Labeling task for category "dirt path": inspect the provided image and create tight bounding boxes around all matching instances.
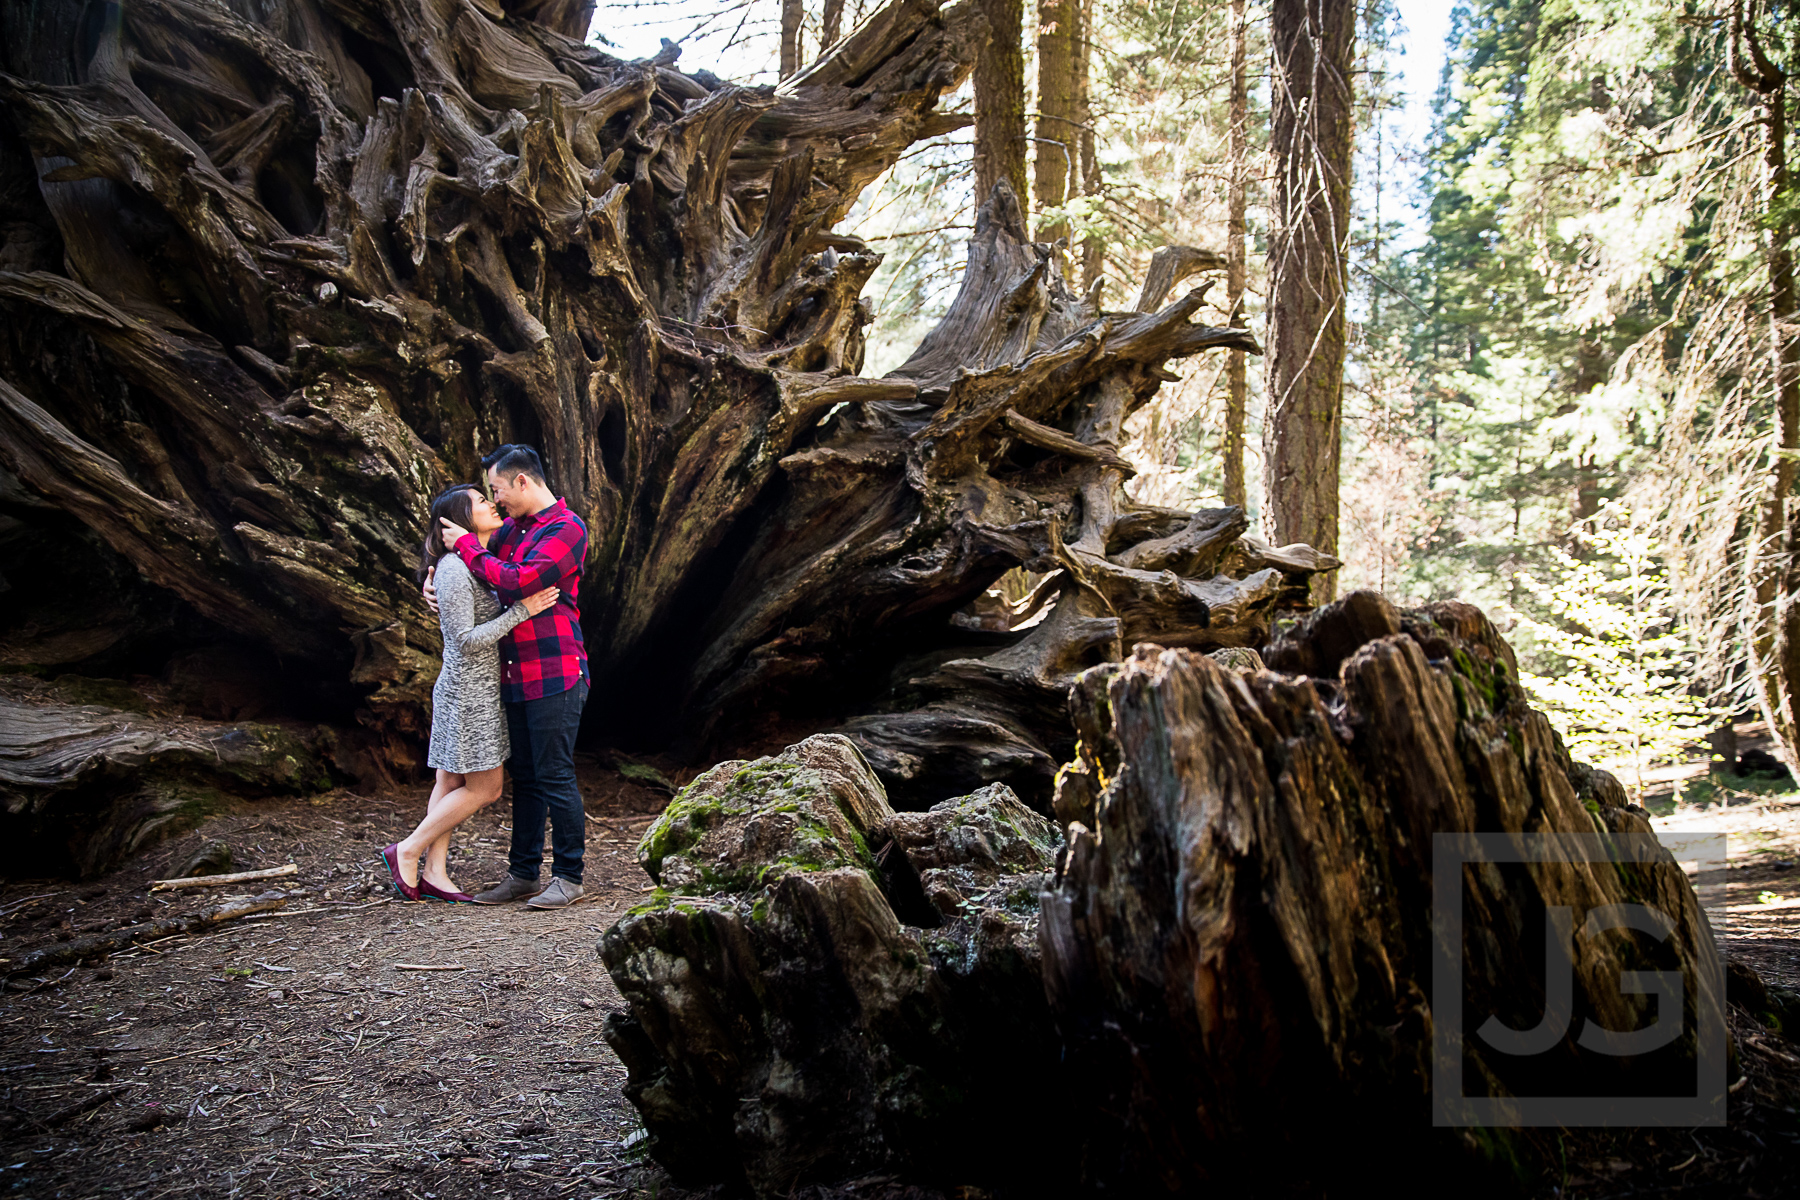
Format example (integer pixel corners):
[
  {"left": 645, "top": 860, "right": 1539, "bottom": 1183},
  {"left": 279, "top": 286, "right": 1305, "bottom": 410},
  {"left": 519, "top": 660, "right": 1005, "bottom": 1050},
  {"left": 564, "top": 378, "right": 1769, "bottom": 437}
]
[{"left": 0, "top": 765, "right": 675, "bottom": 1199}]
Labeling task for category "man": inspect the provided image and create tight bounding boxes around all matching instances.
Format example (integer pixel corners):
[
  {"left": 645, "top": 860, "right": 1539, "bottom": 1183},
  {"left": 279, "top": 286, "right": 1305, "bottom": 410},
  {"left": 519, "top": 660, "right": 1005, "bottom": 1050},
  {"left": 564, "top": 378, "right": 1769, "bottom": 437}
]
[{"left": 426, "top": 444, "right": 589, "bottom": 908}]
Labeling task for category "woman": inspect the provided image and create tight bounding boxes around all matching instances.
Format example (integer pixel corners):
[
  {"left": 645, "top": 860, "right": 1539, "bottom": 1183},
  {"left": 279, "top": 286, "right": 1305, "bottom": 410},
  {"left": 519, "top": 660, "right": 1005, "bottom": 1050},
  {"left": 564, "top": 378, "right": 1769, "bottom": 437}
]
[{"left": 381, "top": 484, "right": 558, "bottom": 902}]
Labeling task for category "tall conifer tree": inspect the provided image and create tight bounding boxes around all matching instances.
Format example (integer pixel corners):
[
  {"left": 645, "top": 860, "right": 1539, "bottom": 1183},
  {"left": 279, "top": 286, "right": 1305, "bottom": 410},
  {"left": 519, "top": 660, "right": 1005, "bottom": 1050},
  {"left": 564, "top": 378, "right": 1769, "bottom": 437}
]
[{"left": 1265, "top": 0, "right": 1354, "bottom": 599}]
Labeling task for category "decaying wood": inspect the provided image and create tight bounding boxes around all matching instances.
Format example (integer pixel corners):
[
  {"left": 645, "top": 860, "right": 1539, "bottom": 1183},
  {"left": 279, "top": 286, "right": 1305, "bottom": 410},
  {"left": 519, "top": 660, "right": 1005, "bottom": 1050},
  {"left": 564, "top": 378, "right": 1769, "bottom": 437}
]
[
  {"left": 1133, "top": 244, "right": 1226, "bottom": 313},
  {"left": 0, "top": 0, "right": 1333, "bottom": 810},
  {"left": 602, "top": 734, "right": 1067, "bottom": 1195},
  {"left": 603, "top": 596, "right": 1731, "bottom": 1193},
  {"left": 6, "top": 890, "right": 292, "bottom": 980},
  {"left": 1043, "top": 593, "right": 1726, "bottom": 1190},
  {"left": 0, "top": 685, "right": 334, "bottom": 878},
  {"left": 150, "top": 863, "right": 299, "bottom": 891}
]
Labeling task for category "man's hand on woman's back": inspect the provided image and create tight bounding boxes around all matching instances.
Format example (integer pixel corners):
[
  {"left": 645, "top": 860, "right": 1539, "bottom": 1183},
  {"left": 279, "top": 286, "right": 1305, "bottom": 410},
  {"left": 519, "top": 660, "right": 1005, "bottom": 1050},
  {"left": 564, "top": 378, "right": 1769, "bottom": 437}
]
[{"left": 422, "top": 565, "right": 439, "bottom": 615}]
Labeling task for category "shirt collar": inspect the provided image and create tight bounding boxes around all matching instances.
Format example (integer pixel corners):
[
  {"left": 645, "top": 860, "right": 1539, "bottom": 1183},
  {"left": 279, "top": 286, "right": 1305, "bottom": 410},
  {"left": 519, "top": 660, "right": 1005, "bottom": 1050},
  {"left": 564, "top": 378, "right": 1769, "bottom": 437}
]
[{"left": 514, "top": 497, "right": 568, "bottom": 529}]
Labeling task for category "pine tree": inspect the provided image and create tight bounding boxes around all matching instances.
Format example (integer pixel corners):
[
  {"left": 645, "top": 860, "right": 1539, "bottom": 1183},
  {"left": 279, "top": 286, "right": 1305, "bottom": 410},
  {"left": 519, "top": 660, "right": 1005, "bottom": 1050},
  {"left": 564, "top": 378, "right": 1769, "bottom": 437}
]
[{"left": 1265, "top": 0, "right": 1356, "bottom": 599}]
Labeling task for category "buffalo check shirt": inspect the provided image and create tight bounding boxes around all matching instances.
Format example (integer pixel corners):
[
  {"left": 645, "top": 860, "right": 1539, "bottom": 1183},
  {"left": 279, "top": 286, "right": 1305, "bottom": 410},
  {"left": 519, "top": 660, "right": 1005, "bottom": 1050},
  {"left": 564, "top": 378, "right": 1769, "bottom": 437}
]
[{"left": 454, "top": 497, "right": 588, "bottom": 703}]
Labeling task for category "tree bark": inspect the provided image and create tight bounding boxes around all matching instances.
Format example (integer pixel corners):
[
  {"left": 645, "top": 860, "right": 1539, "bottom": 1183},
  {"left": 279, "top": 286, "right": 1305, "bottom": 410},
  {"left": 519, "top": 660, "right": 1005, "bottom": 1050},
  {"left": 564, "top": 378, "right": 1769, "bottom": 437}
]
[
  {"left": 1730, "top": 0, "right": 1800, "bottom": 774},
  {"left": 781, "top": 0, "right": 805, "bottom": 79},
  {"left": 0, "top": 677, "right": 334, "bottom": 878},
  {"left": 602, "top": 734, "right": 1068, "bottom": 1194},
  {"left": 599, "top": 594, "right": 1729, "bottom": 1194},
  {"left": 1044, "top": 594, "right": 1727, "bottom": 1189},
  {"left": 1075, "top": 0, "right": 1101, "bottom": 294},
  {"left": 973, "top": 0, "right": 1028, "bottom": 206},
  {"left": 1264, "top": 0, "right": 1354, "bottom": 601},
  {"left": 0, "top": 0, "right": 1329, "bottom": 812},
  {"left": 1032, "top": 0, "right": 1077, "bottom": 254},
  {"left": 823, "top": 0, "right": 847, "bottom": 48},
  {"left": 1224, "top": 0, "right": 1249, "bottom": 509}
]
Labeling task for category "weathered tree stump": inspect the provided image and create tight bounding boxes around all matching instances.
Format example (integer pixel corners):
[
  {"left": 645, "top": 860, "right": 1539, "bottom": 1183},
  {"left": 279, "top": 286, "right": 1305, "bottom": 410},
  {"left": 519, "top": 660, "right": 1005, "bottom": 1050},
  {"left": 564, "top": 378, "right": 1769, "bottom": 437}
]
[
  {"left": 600, "top": 733, "right": 1067, "bottom": 1194},
  {"left": 1042, "top": 593, "right": 1726, "bottom": 1191},
  {"left": 602, "top": 596, "right": 1728, "bottom": 1195}
]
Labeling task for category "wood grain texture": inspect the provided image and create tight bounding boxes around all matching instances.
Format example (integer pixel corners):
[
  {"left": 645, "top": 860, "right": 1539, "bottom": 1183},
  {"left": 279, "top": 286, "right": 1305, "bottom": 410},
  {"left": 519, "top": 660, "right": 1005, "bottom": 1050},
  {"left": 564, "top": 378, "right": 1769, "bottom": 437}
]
[{"left": 1043, "top": 592, "right": 1725, "bottom": 1190}]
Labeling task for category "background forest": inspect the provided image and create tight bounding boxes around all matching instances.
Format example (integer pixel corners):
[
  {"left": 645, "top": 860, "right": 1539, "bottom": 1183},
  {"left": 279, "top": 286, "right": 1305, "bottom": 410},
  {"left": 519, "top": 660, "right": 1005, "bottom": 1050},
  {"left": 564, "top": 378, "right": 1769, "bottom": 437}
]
[{"left": 592, "top": 0, "right": 1799, "bottom": 795}]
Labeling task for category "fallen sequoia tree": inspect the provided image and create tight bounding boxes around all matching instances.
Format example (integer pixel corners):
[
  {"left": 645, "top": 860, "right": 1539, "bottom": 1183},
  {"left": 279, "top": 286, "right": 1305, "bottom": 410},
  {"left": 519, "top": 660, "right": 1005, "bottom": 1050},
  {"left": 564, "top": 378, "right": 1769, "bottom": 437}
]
[
  {"left": 0, "top": 674, "right": 335, "bottom": 877},
  {"left": 0, "top": 0, "right": 1333, "bottom": 858},
  {"left": 600, "top": 593, "right": 1727, "bottom": 1195}
]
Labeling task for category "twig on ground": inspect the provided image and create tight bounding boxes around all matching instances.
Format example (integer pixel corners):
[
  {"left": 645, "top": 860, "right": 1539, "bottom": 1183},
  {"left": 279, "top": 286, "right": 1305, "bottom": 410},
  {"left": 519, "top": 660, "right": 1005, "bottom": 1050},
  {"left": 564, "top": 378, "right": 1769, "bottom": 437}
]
[
  {"left": 0, "top": 891, "right": 63, "bottom": 917},
  {"left": 151, "top": 864, "right": 299, "bottom": 891},
  {"left": 13, "top": 967, "right": 78, "bottom": 995},
  {"left": 6, "top": 892, "right": 293, "bottom": 979},
  {"left": 46, "top": 1085, "right": 128, "bottom": 1125}
]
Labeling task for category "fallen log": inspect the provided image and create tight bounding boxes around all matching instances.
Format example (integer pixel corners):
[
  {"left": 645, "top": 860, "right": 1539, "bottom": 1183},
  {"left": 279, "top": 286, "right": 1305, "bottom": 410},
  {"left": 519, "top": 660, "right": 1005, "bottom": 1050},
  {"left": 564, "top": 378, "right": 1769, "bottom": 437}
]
[
  {"left": 0, "top": 681, "right": 336, "bottom": 878},
  {"left": 0, "top": 0, "right": 1330, "bottom": 813},
  {"left": 150, "top": 863, "right": 299, "bottom": 892},
  {"left": 5, "top": 890, "right": 292, "bottom": 980}
]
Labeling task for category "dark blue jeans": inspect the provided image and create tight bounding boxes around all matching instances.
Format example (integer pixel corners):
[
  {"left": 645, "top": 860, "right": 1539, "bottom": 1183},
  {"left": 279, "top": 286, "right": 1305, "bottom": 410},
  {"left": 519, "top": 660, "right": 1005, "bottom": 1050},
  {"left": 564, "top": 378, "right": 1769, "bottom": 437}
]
[{"left": 504, "top": 679, "right": 588, "bottom": 884}]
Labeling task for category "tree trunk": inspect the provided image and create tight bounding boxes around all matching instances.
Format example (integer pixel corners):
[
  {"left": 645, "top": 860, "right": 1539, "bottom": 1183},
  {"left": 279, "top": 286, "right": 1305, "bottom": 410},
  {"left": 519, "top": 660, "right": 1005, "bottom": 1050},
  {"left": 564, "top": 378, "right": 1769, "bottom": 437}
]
[
  {"left": 1264, "top": 0, "right": 1353, "bottom": 600},
  {"left": 0, "top": 0, "right": 1328, "bottom": 816},
  {"left": 1075, "top": 0, "right": 1101, "bottom": 294},
  {"left": 781, "top": 0, "right": 805, "bottom": 79},
  {"left": 1033, "top": 0, "right": 1077, "bottom": 254},
  {"left": 1730, "top": 2, "right": 1800, "bottom": 774},
  {"left": 973, "top": 0, "right": 1029, "bottom": 206},
  {"left": 1223, "top": 0, "right": 1249, "bottom": 509},
  {"left": 823, "top": 0, "right": 847, "bottom": 48},
  {"left": 0, "top": 676, "right": 334, "bottom": 879}
]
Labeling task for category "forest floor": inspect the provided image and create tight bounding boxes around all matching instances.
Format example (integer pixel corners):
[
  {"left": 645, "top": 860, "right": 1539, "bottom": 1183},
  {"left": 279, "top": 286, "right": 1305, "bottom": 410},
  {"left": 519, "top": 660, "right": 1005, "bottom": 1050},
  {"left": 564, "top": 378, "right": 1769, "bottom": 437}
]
[{"left": 1, "top": 749, "right": 1797, "bottom": 1200}]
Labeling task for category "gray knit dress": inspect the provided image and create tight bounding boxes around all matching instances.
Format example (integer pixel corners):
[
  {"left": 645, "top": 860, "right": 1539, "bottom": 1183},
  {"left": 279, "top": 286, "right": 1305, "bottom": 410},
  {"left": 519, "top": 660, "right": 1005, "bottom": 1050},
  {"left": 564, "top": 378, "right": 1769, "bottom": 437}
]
[{"left": 427, "top": 554, "right": 530, "bottom": 774}]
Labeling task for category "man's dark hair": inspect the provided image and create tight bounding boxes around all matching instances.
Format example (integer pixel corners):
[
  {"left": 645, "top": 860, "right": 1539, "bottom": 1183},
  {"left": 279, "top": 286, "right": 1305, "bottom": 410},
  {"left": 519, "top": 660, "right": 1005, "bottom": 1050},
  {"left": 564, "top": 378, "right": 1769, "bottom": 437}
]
[{"left": 481, "top": 443, "right": 546, "bottom": 486}]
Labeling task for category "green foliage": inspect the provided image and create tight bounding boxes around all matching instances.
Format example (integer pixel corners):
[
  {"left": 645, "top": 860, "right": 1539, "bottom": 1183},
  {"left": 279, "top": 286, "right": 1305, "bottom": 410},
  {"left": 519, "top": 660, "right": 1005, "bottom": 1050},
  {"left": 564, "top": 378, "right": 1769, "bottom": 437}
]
[
  {"left": 1374, "top": 0, "right": 1789, "bottom": 717},
  {"left": 1504, "top": 503, "right": 1715, "bottom": 794}
]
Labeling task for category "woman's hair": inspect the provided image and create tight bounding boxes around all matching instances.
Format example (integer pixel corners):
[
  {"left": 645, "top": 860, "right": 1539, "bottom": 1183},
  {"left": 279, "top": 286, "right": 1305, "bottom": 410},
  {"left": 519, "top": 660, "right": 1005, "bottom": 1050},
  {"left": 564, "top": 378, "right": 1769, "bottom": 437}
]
[{"left": 417, "top": 484, "right": 481, "bottom": 583}]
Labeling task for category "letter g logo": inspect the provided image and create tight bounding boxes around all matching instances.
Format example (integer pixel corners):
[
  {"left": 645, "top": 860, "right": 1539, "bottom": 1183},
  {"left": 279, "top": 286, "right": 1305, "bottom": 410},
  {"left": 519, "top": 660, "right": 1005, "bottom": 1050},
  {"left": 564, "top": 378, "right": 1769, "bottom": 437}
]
[{"left": 1478, "top": 903, "right": 1683, "bottom": 1056}]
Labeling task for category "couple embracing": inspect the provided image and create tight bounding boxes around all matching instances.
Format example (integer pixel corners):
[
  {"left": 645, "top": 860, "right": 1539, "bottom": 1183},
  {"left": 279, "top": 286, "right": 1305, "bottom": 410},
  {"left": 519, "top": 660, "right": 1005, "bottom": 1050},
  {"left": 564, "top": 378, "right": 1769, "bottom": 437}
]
[{"left": 379, "top": 444, "right": 590, "bottom": 909}]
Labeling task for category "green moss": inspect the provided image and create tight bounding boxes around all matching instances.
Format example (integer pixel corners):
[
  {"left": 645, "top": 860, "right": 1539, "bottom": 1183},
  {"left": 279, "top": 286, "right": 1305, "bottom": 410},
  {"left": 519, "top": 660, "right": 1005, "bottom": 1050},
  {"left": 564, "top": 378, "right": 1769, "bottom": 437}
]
[
  {"left": 1003, "top": 886, "right": 1040, "bottom": 915},
  {"left": 626, "top": 887, "right": 676, "bottom": 917},
  {"left": 638, "top": 757, "right": 877, "bottom": 894},
  {"left": 618, "top": 761, "right": 676, "bottom": 791},
  {"left": 1449, "top": 647, "right": 1503, "bottom": 716}
]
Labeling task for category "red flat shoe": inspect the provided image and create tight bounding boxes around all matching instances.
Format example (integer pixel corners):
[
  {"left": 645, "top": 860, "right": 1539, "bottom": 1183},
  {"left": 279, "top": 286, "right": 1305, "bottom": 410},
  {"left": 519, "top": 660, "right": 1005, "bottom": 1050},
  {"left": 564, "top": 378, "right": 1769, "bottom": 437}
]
[
  {"left": 380, "top": 844, "right": 419, "bottom": 901},
  {"left": 418, "top": 878, "right": 474, "bottom": 904}
]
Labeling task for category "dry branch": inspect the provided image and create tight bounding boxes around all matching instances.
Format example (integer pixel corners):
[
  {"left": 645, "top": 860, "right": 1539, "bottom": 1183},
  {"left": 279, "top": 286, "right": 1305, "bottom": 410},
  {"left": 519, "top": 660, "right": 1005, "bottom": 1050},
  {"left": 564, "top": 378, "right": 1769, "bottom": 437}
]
[
  {"left": 151, "top": 864, "right": 299, "bottom": 891},
  {"left": 5, "top": 891, "right": 292, "bottom": 980}
]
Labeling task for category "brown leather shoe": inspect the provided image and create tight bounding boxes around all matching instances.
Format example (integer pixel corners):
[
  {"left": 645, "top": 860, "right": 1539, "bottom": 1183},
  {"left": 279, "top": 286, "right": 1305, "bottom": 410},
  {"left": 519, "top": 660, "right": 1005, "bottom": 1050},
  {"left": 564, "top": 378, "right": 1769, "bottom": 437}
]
[{"left": 471, "top": 875, "right": 544, "bottom": 905}]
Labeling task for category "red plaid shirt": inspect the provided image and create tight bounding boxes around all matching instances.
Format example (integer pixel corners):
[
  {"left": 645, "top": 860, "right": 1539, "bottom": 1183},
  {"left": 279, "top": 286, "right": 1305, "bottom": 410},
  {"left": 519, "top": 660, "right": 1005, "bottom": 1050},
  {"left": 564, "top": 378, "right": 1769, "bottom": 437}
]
[{"left": 454, "top": 498, "right": 588, "bottom": 703}]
